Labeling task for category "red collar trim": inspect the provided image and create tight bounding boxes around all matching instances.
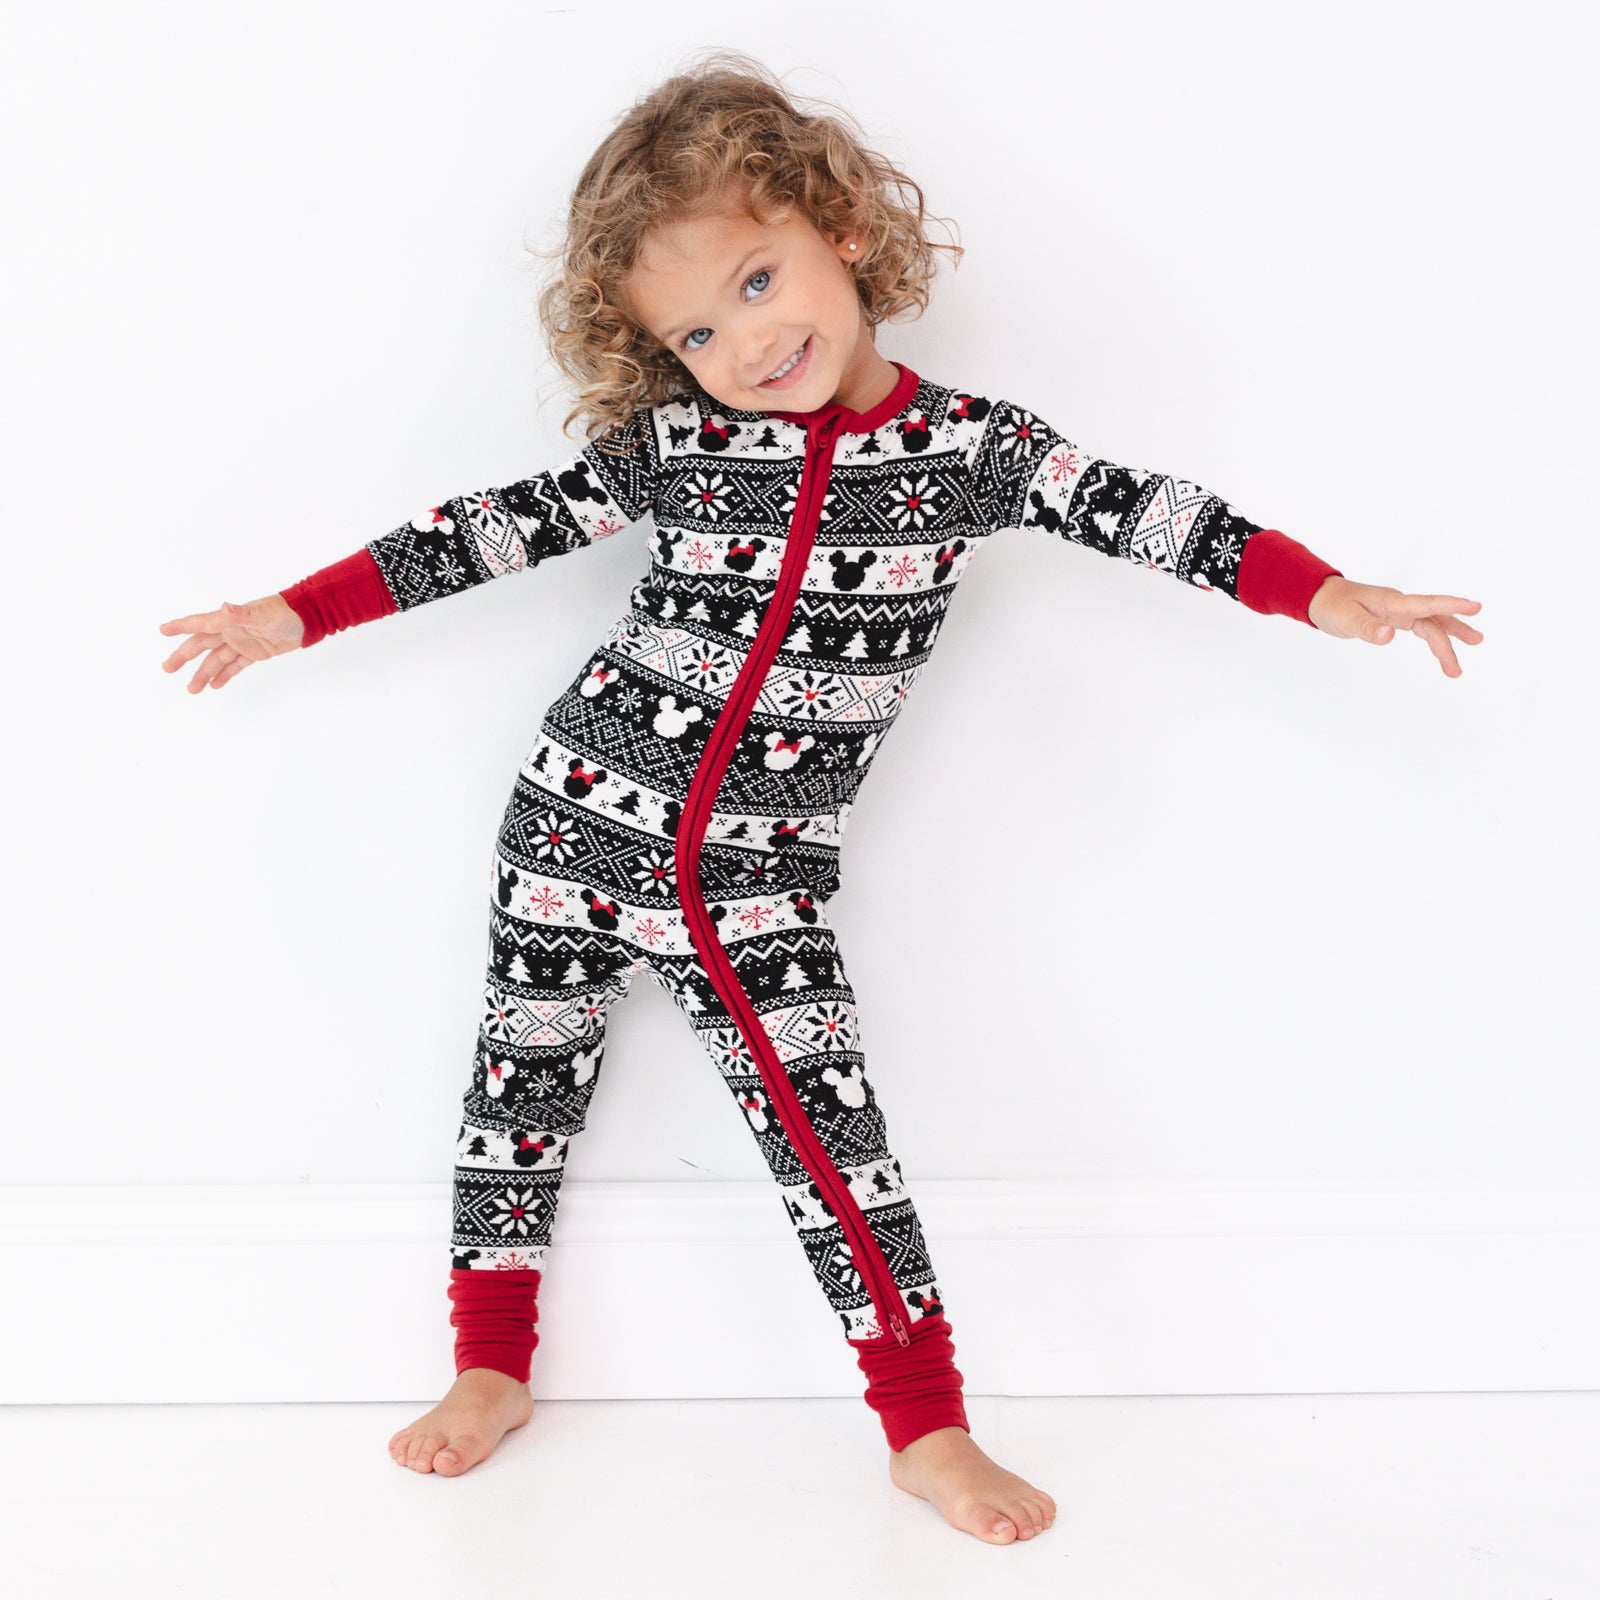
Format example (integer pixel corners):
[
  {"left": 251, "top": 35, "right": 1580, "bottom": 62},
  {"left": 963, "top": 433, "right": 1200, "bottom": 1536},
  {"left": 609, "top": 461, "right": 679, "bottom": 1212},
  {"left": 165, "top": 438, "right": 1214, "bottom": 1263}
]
[{"left": 762, "top": 359, "right": 920, "bottom": 435}]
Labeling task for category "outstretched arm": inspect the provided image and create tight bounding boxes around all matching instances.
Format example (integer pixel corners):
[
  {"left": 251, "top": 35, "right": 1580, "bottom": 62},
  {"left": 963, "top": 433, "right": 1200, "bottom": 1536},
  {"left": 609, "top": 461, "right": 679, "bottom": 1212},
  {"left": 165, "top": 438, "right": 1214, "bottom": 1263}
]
[{"left": 281, "top": 407, "right": 660, "bottom": 646}]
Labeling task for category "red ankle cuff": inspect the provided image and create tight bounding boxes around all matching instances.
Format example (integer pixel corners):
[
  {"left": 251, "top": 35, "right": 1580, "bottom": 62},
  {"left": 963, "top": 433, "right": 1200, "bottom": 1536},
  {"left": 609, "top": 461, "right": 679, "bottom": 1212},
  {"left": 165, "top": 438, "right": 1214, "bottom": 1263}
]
[
  {"left": 447, "top": 1267, "right": 541, "bottom": 1383},
  {"left": 850, "top": 1312, "right": 971, "bottom": 1451}
]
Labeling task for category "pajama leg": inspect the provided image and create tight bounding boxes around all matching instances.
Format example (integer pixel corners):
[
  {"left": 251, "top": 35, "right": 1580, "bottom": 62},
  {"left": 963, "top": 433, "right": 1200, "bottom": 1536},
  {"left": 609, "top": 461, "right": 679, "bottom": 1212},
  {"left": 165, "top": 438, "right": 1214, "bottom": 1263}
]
[
  {"left": 446, "top": 862, "right": 643, "bottom": 1380},
  {"left": 660, "top": 884, "right": 970, "bottom": 1449}
]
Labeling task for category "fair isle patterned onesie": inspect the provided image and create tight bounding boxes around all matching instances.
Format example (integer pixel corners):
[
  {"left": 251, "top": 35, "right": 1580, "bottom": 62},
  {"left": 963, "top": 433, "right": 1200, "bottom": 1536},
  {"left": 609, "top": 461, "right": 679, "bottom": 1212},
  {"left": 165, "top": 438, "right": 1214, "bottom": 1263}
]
[{"left": 279, "top": 360, "right": 1341, "bottom": 1450}]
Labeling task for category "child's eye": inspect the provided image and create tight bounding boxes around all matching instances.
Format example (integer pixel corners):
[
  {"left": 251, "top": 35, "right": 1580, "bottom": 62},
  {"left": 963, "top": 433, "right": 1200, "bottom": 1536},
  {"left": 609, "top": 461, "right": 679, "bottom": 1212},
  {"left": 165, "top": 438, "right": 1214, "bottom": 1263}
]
[{"left": 679, "top": 268, "right": 773, "bottom": 353}]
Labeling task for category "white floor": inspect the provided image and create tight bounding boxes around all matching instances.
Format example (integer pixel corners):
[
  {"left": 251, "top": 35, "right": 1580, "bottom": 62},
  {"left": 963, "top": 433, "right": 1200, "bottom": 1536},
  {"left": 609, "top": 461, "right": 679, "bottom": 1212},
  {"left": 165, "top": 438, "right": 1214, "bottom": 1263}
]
[{"left": 2, "top": 1392, "right": 1594, "bottom": 1597}]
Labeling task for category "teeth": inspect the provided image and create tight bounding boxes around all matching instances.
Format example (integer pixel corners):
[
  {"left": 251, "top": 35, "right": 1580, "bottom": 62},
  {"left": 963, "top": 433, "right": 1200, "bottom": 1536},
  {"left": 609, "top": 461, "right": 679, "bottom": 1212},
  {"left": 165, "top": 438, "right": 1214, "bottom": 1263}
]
[{"left": 764, "top": 339, "right": 807, "bottom": 382}]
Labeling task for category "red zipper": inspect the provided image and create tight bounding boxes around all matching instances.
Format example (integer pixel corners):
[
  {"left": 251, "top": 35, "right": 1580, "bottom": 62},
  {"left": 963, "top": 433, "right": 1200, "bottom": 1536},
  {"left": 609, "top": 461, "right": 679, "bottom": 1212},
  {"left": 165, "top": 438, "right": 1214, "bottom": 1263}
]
[{"left": 675, "top": 412, "right": 912, "bottom": 1349}]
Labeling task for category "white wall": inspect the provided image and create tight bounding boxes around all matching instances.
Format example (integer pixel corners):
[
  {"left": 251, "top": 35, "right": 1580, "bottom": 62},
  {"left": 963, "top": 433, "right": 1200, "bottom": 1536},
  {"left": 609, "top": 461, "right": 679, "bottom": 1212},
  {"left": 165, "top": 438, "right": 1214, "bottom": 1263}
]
[{"left": 4, "top": 1, "right": 1594, "bottom": 1400}]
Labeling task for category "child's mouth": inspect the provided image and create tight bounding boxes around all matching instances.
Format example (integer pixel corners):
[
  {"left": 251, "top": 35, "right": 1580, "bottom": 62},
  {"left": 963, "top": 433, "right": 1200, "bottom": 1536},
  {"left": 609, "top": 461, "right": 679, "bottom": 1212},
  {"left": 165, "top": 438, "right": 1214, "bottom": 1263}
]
[{"left": 758, "top": 334, "right": 813, "bottom": 391}]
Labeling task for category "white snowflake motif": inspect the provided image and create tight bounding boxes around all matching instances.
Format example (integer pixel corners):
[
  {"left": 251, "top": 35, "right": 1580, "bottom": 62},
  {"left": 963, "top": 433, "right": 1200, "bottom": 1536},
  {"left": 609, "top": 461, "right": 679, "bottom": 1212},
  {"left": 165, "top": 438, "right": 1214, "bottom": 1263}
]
[
  {"left": 527, "top": 1067, "right": 559, "bottom": 1097},
  {"left": 433, "top": 550, "right": 470, "bottom": 590},
  {"left": 531, "top": 813, "right": 581, "bottom": 866},
  {"left": 995, "top": 405, "right": 1047, "bottom": 473},
  {"left": 630, "top": 848, "right": 677, "bottom": 897},
  {"left": 686, "top": 470, "right": 733, "bottom": 522},
  {"left": 735, "top": 855, "right": 783, "bottom": 892},
  {"left": 889, "top": 475, "right": 939, "bottom": 534},
  {"left": 615, "top": 682, "right": 645, "bottom": 715},
  {"left": 831, "top": 1241, "right": 864, "bottom": 1295},
  {"left": 490, "top": 1186, "right": 543, "bottom": 1239}
]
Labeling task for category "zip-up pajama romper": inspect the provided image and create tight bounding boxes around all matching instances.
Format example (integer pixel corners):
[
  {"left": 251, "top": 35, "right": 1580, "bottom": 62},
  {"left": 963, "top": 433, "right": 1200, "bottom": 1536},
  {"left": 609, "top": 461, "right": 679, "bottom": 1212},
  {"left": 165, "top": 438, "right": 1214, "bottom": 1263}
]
[{"left": 281, "top": 359, "right": 1341, "bottom": 1450}]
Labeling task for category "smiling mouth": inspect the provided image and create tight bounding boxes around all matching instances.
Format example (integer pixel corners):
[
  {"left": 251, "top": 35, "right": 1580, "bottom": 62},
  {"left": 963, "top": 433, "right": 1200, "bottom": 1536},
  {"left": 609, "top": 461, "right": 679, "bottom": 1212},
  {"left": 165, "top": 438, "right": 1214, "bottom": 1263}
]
[{"left": 759, "top": 335, "right": 811, "bottom": 386}]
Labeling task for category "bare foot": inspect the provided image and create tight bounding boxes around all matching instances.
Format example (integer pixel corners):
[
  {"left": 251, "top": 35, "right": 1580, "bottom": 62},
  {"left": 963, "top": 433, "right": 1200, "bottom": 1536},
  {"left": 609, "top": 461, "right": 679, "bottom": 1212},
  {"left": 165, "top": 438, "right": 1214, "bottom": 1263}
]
[
  {"left": 388, "top": 1368, "right": 534, "bottom": 1476},
  {"left": 888, "top": 1426, "right": 1058, "bottom": 1544}
]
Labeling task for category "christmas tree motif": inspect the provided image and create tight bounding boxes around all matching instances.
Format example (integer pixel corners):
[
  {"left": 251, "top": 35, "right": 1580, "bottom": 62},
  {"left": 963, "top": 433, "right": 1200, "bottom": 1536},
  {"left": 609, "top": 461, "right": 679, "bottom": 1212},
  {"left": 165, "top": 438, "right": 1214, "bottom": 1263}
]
[
  {"left": 465, "top": 1133, "right": 489, "bottom": 1159},
  {"left": 785, "top": 620, "right": 813, "bottom": 653},
  {"left": 562, "top": 957, "right": 589, "bottom": 986},
  {"left": 660, "top": 594, "right": 679, "bottom": 621},
  {"left": 889, "top": 626, "right": 911, "bottom": 657},
  {"left": 614, "top": 787, "right": 643, "bottom": 816},
  {"left": 753, "top": 423, "right": 782, "bottom": 452},
  {"left": 734, "top": 607, "right": 759, "bottom": 640},
  {"left": 841, "top": 628, "right": 869, "bottom": 661},
  {"left": 781, "top": 960, "right": 810, "bottom": 992},
  {"left": 687, "top": 597, "right": 713, "bottom": 624},
  {"left": 506, "top": 951, "right": 533, "bottom": 986}
]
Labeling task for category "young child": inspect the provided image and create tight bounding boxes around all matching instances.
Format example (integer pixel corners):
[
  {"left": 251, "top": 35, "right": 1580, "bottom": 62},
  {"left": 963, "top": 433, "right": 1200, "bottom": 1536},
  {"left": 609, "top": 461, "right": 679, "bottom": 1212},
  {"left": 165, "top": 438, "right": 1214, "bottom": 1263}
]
[{"left": 158, "top": 52, "right": 1482, "bottom": 1544}]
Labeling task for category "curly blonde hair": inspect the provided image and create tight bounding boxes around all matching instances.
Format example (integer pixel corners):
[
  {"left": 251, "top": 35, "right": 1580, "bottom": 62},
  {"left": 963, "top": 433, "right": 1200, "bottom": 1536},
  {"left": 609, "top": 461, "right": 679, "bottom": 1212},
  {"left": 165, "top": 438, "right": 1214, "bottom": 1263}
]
[{"left": 527, "top": 48, "right": 963, "bottom": 446}]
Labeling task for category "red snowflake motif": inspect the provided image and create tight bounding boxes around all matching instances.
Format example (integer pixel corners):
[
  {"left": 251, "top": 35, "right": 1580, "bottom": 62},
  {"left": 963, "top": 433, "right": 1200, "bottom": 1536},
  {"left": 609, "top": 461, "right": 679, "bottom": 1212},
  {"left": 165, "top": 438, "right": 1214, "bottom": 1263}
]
[
  {"left": 528, "top": 884, "right": 564, "bottom": 918},
  {"left": 886, "top": 553, "right": 919, "bottom": 588},
  {"left": 591, "top": 515, "right": 625, "bottom": 540},
  {"left": 495, "top": 1250, "right": 538, "bottom": 1271},
  {"left": 1048, "top": 447, "right": 1082, "bottom": 483},
  {"left": 685, "top": 536, "right": 717, "bottom": 571},
  {"left": 736, "top": 901, "right": 775, "bottom": 932},
  {"left": 633, "top": 914, "right": 668, "bottom": 948}
]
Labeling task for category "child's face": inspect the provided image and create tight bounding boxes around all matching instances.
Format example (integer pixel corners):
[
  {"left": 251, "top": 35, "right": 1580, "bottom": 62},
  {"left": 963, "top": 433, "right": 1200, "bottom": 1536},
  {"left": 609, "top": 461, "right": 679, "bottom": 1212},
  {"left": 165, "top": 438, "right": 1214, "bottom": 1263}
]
[{"left": 625, "top": 201, "right": 869, "bottom": 414}]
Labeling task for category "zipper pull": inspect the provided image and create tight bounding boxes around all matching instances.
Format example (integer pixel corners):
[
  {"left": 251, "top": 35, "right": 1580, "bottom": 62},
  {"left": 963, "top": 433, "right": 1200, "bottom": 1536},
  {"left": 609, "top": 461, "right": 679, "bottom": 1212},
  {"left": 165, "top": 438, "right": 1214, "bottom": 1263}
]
[{"left": 889, "top": 1313, "right": 910, "bottom": 1348}]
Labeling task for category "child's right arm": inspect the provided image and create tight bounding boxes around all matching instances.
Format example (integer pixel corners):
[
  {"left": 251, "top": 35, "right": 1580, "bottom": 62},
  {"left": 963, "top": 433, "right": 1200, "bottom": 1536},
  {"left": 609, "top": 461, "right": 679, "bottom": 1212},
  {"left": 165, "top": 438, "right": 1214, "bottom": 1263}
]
[{"left": 159, "top": 409, "right": 659, "bottom": 693}]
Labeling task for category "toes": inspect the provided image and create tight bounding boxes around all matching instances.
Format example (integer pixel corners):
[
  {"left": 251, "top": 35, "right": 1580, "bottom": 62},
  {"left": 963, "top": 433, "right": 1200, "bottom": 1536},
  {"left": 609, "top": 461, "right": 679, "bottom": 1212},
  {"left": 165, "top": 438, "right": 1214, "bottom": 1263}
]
[
  {"left": 435, "top": 1430, "right": 489, "bottom": 1475},
  {"left": 407, "top": 1432, "right": 445, "bottom": 1472},
  {"left": 972, "top": 1504, "right": 1018, "bottom": 1542}
]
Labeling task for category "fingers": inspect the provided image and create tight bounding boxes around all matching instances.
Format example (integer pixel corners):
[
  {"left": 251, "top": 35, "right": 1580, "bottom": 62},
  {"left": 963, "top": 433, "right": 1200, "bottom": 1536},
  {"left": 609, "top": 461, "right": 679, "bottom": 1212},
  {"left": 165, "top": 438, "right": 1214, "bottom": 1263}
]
[
  {"left": 163, "top": 632, "right": 221, "bottom": 673},
  {"left": 187, "top": 643, "right": 239, "bottom": 694},
  {"left": 1390, "top": 594, "right": 1482, "bottom": 621},
  {"left": 1410, "top": 615, "right": 1462, "bottom": 678},
  {"left": 160, "top": 609, "right": 228, "bottom": 638}
]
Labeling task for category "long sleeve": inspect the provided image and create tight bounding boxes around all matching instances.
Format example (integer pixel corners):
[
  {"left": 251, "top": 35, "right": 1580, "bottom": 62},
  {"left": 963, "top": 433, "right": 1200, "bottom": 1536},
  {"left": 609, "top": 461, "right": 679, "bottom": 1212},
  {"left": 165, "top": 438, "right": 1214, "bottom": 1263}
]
[
  {"left": 963, "top": 398, "right": 1341, "bottom": 627},
  {"left": 280, "top": 406, "right": 660, "bottom": 647}
]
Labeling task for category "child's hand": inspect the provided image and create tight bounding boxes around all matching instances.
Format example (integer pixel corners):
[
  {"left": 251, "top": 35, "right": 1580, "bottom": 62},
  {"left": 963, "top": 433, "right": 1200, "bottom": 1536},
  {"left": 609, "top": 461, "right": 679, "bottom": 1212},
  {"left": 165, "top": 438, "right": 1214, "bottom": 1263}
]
[
  {"left": 158, "top": 594, "right": 306, "bottom": 693},
  {"left": 1306, "top": 577, "right": 1484, "bottom": 678}
]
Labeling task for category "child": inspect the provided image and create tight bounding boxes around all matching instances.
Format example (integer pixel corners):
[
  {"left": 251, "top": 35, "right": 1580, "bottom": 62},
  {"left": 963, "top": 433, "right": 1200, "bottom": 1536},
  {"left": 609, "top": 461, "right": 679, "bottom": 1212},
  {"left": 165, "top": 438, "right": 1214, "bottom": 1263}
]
[{"left": 157, "top": 51, "right": 1483, "bottom": 1544}]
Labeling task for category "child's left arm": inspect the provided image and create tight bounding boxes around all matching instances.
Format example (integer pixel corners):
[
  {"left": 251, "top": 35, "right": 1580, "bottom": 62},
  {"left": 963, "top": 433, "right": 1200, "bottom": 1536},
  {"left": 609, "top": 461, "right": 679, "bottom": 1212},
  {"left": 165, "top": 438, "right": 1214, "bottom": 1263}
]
[{"left": 964, "top": 398, "right": 1484, "bottom": 677}]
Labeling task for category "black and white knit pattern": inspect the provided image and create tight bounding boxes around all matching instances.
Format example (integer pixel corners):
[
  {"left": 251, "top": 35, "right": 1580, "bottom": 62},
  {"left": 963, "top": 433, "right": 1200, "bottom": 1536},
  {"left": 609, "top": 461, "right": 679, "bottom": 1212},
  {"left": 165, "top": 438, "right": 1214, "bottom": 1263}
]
[{"left": 369, "top": 372, "right": 1270, "bottom": 1339}]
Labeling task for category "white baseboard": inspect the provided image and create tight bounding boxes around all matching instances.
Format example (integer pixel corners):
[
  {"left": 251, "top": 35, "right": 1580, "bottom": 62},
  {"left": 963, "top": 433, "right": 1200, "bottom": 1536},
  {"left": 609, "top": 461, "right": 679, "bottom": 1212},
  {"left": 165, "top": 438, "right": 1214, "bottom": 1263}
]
[{"left": 3, "top": 1180, "right": 1597, "bottom": 1404}]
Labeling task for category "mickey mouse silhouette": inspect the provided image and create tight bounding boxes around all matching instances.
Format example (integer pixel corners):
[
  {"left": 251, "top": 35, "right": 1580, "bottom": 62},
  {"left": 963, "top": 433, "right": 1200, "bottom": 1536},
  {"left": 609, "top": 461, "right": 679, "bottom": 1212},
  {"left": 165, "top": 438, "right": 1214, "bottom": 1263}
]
[
  {"left": 555, "top": 458, "right": 608, "bottom": 504},
  {"left": 652, "top": 695, "right": 704, "bottom": 741},
  {"left": 580, "top": 888, "right": 621, "bottom": 930},
  {"left": 761, "top": 730, "right": 815, "bottom": 772},
  {"left": 724, "top": 536, "right": 766, "bottom": 573},
  {"left": 821, "top": 1060, "right": 869, "bottom": 1108},
  {"left": 932, "top": 539, "right": 966, "bottom": 584},
  {"left": 766, "top": 819, "right": 807, "bottom": 851},
  {"left": 494, "top": 861, "right": 522, "bottom": 909},
  {"left": 697, "top": 416, "right": 740, "bottom": 453},
  {"left": 947, "top": 392, "right": 992, "bottom": 426},
  {"left": 563, "top": 757, "right": 607, "bottom": 800},
  {"left": 509, "top": 1130, "right": 563, "bottom": 1169},
  {"left": 897, "top": 411, "right": 933, "bottom": 454},
  {"left": 788, "top": 889, "right": 820, "bottom": 924},
  {"left": 579, "top": 659, "right": 620, "bottom": 698},
  {"left": 828, "top": 549, "right": 876, "bottom": 590}
]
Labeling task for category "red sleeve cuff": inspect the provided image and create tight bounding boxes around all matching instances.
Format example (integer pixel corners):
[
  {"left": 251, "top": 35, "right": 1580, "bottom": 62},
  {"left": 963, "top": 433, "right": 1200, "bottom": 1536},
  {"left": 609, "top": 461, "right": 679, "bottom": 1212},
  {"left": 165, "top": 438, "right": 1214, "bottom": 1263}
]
[
  {"left": 1236, "top": 528, "right": 1342, "bottom": 628},
  {"left": 279, "top": 548, "right": 397, "bottom": 648}
]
